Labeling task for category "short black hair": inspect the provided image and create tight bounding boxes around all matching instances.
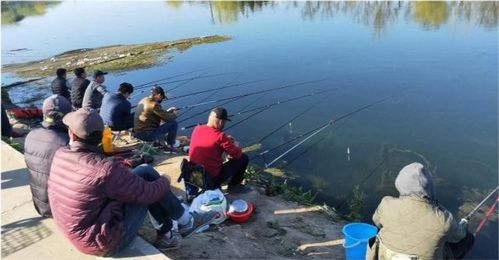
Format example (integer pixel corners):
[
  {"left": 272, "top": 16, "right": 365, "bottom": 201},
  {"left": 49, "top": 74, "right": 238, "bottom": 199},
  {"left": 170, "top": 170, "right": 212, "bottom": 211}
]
[
  {"left": 78, "top": 131, "right": 103, "bottom": 146},
  {"left": 118, "top": 82, "right": 134, "bottom": 95},
  {"left": 56, "top": 68, "right": 67, "bottom": 77},
  {"left": 151, "top": 85, "right": 165, "bottom": 98},
  {"left": 74, "top": 67, "right": 85, "bottom": 77}
]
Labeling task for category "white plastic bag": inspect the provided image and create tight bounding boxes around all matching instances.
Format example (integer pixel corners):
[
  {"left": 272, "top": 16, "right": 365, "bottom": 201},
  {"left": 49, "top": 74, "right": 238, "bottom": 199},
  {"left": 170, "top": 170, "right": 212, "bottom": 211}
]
[{"left": 189, "top": 189, "right": 227, "bottom": 225}]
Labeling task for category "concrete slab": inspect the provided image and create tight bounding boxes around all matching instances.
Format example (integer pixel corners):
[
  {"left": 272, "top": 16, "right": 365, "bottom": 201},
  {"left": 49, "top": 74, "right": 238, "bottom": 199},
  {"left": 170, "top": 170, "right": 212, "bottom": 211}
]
[{"left": 1, "top": 141, "right": 168, "bottom": 260}]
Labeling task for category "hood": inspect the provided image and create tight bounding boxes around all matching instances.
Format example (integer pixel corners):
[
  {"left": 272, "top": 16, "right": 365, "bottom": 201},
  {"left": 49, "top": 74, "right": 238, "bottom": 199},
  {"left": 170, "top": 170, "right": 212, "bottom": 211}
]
[{"left": 395, "top": 162, "right": 435, "bottom": 200}]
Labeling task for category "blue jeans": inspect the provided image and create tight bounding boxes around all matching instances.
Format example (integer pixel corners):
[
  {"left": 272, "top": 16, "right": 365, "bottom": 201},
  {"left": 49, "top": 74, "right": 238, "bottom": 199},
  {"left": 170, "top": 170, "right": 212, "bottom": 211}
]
[
  {"left": 108, "top": 164, "right": 185, "bottom": 256},
  {"left": 135, "top": 121, "right": 178, "bottom": 146}
]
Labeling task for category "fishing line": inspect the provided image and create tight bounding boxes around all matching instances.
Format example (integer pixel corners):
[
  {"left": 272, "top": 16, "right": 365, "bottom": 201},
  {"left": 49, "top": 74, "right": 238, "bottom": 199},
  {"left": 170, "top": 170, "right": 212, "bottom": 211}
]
[
  {"left": 134, "top": 68, "right": 207, "bottom": 88},
  {"left": 136, "top": 71, "right": 240, "bottom": 90}
]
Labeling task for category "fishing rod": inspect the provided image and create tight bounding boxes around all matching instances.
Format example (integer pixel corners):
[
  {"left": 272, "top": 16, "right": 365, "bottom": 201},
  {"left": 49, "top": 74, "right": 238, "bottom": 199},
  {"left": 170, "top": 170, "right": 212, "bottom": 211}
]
[
  {"left": 168, "top": 77, "right": 272, "bottom": 100},
  {"left": 256, "top": 93, "right": 331, "bottom": 144},
  {"left": 135, "top": 71, "right": 240, "bottom": 90},
  {"left": 224, "top": 107, "right": 271, "bottom": 131},
  {"left": 179, "top": 96, "right": 242, "bottom": 126},
  {"left": 166, "top": 72, "right": 208, "bottom": 92},
  {"left": 134, "top": 68, "right": 207, "bottom": 88},
  {"left": 173, "top": 78, "right": 328, "bottom": 109},
  {"left": 181, "top": 88, "right": 333, "bottom": 130},
  {"left": 254, "top": 95, "right": 392, "bottom": 161},
  {"left": 474, "top": 196, "right": 498, "bottom": 236},
  {"left": 465, "top": 185, "right": 499, "bottom": 220}
]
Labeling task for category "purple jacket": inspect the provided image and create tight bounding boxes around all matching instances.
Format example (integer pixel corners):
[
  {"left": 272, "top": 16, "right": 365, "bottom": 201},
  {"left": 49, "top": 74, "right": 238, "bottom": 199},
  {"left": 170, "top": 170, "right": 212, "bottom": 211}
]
[{"left": 48, "top": 142, "right": 169, "bottom": 256}]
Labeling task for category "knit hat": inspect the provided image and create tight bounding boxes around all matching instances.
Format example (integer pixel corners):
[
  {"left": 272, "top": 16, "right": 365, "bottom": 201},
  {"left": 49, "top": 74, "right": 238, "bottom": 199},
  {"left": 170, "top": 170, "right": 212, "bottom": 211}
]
[{"left": 395, "top": 162, "right": 435, "bottom": 200}]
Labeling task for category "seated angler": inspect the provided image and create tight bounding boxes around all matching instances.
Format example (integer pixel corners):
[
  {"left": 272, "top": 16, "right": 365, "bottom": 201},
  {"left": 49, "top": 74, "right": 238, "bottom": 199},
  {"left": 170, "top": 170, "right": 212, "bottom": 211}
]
[
  {"left": 369, "top": 162, "right": 474, "bottom": 259},
  {"left": 82, "top": 70, "right": 108, "bottom": 110},
  {"left": 134, "top": 86, "right": 180, "bottom": 152},
  {"left": 189, "top": 107, "right": 249, "bottom": 192},
  {"left": 100, "top": 82, "right": 134, "bottom": 131},
  {"left": 47, "top": 108, "right": 218, "bottom": 256},
  {"left": 24, "top": 95, "right": 72, "bottom": 217},
  {"left": 51, "top": 68, "right": 71, "bottom": 102},
  {"left": 70, "top": 67, "right": 90, "bottom": 110}
]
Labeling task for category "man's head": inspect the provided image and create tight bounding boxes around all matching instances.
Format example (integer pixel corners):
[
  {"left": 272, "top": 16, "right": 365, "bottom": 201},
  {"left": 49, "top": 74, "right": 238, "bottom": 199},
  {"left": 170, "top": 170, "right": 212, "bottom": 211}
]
[
  {"left": 118, "top": 82, "right": 134, "bottom": 98},
  {"left": 42, "top": 95, "right": 72, "bottom": 128},
  {"left": 56, "top": 68, "right": 67, "bottom": 79},
  {"left": 63, "top": 108, "right": 104, "bottom": 146},
  {"left": 93, "top": 70, "right": 108, "bottom": 84},
  {"left": 207, "top": 107, "right": 231, "bottom": 130},
  {"left": 74, "top": 67, "right": 86, "bottom": 78},
  {"left": 395, "top": 162, "right": 435, "bottom": 201},
  {"left": 151, "top": 85, "right": 166, "bottom": 103}
]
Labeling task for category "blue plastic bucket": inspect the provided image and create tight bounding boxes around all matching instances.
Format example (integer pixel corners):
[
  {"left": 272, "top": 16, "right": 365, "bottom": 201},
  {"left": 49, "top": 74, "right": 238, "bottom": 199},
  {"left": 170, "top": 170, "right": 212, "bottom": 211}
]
[{"left": 342, "top": 223, "right": 378, "bottom": 260}]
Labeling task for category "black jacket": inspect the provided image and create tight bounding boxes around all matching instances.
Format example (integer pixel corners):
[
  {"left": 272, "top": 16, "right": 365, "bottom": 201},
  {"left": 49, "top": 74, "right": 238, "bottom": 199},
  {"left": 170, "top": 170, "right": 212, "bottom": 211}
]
[
  {"left": 24, "top": 125, "right": 69, "bottom": 217},
  {"left": 70, "top": 77, "right": 90, "bottom": 109},
  {"left": 51, "top": 77, "right": 71, "bottom": 101}
]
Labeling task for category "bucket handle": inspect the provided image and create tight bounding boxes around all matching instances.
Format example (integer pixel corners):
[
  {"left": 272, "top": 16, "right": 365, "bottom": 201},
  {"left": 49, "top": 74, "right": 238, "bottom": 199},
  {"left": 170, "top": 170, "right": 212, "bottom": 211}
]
[{"left": 343, "top": 239, "right": 362, "bottom": 249}]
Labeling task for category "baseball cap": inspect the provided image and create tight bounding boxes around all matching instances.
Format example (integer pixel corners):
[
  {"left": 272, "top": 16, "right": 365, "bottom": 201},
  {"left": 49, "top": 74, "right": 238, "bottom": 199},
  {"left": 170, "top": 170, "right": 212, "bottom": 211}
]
[
  {"left": 42, "top": 95, "right": 72, "bottom": 126},
  {"left": 211, "top": 107, "right": 231, "bottom": 121},
  {"left": 93, "top": 70, "right": 108, "bottom": 78},
  {"left": 63, "top": 108, "right": 104, "bottom": 139}
]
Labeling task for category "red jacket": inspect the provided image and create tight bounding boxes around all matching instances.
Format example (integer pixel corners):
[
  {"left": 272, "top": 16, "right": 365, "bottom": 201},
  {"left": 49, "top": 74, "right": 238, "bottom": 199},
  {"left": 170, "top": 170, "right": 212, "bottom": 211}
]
[
  {"left": 48, "top": 142, "right": 170, "bottom": 256},
  {"left": 189, "top": 125, "right": 242, "bottom": 178}
]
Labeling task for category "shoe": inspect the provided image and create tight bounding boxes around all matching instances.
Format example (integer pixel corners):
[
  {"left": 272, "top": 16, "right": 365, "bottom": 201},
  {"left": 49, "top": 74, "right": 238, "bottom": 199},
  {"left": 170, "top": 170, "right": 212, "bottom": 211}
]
[
  {"left": 154, "top": 231, "right": 180, "bottom": 251},
  {"left": 162, "top": 145, "right": 186, "bottom": 155},
  {"left": 228, "top": 184, "right": 252, "bottom": 194},
  {"left": 178, "top": 211, "right": 219, "bottom": 238}
]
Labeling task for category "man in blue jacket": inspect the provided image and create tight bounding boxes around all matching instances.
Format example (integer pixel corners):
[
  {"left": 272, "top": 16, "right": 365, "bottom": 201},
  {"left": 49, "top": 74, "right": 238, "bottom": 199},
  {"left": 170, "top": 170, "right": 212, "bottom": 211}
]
[{"left": 100, "top": 82, "right": 134, "bottom": 131}]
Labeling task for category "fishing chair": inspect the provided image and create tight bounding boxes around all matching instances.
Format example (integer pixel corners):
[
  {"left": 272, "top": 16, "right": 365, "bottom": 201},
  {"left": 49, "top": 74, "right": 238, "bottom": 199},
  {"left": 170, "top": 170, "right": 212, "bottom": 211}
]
[{"left": 178, "top": 159, "right": 211, "bottom": 203}]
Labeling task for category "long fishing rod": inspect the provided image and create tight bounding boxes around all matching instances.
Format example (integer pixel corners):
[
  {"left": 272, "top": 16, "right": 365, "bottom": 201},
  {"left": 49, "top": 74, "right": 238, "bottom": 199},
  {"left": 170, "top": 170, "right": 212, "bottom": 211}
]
[
  {"left": 135, "top": 71, "right": 240, "bottom": 90},
  {"left": 236, "top": 93, "right": 267, "bottom": 114},
  {"left": 264, "top": 121, "right": 333, "bottom": 168},
  {"left": 166, "top": 72, "right": 208, "bottom": 92},
  {"left": 134, "top": 68, "right": 207, "bottom": 88},
  {"left": 169, "top": 77, "right": 272, "bottom": 100},
  {"left": 181, "top": 89, "right": 331, "bottom": 130},
  {"left": 224, "top": 107, "right": 271, "bottom": 131},
  {"left": 465, "top": 185, "right": 499, "bottom": 220},
  {"left": 177, "top": 73, "right": 242, "bottom": 118},
  {"left": 256, "top": 93, "right": 331, "bottom": 144},
  {"left": 173, "top": 78, "right": 328, "bottom": 110},
  {"left": 254, "top": 95, "right": 392, "bottom": 161}
]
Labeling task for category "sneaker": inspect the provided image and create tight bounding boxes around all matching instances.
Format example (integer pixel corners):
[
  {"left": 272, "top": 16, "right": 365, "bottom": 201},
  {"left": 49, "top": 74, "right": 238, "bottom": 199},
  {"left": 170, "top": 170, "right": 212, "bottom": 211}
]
[
  {"left": 162, "top": 145, "right": 186, "bottom": 155},
  {"left": 178, "top": 211, "right": 219, "bottom": 238},
  {"left": 228, "top": 184, "right": 252, "bottom": 194},
  {"left": 154, "top": 231, "right": 180, "bottom": 251}
]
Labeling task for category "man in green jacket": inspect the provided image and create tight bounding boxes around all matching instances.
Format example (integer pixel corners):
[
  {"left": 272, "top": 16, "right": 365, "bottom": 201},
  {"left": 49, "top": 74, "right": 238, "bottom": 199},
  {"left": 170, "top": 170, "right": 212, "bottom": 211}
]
[{"left": 370, "top": 162, "right": 474, "bottom": 259}]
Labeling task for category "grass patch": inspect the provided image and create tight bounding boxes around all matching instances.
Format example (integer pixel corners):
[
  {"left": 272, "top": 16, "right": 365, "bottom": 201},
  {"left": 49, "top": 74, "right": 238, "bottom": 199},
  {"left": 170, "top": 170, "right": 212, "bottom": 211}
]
[{"left": 2, "top": 137, "right": 24, "bottom": 153}]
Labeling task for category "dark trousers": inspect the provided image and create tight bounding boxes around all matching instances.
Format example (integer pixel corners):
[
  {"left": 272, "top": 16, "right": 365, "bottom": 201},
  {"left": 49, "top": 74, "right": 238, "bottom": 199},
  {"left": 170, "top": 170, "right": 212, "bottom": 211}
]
[
  {"left": 108, "top": 164, "right": 185, "bottom": 256},
  {"left": 135, "top": 121, "right": 178, "bottom": 146},
  {"left": 445, "top": 231, "right": 475, "bottom": 259},
  {"left": 208, "top": 154, "right": 249, "bottom": 189}
]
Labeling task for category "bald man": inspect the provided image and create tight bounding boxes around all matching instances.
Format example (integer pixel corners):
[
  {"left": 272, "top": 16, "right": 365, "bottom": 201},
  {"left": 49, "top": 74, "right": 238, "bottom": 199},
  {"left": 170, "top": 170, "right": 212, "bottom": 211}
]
[{"left": 188, "top": 107, "right": 249, "bottom": 192}]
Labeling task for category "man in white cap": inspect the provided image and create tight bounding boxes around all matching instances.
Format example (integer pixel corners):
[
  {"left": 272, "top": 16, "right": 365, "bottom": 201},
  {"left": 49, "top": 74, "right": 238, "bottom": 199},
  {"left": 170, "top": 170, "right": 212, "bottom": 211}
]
[
  {"left": 48, "top": 108, "right": 217, "bottom": 256},
  {"left": 369, "top": 162, "right": 474, "bottom": 259},
  {"left": 24, "top": 94, "right": 72, "bottom": 217}
]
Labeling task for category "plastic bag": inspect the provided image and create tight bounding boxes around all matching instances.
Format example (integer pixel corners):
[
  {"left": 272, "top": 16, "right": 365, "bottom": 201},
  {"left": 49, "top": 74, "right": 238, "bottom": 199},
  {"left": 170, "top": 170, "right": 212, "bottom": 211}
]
[{"left": 189, "top": 189, "right": 227, "bottom": 225}]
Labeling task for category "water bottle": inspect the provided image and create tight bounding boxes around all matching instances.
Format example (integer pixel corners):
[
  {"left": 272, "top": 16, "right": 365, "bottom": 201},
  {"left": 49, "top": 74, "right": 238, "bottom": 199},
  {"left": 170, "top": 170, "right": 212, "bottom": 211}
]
[{"left": 102, "top": 126, "right": 113, "bottom": 153}]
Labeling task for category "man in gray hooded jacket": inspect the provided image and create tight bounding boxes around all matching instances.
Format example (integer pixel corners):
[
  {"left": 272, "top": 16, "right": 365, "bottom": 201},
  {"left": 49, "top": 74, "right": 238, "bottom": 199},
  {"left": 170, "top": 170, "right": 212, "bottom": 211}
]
[{"left": 370, "top": 162, "right": 474, "bottom": 259}]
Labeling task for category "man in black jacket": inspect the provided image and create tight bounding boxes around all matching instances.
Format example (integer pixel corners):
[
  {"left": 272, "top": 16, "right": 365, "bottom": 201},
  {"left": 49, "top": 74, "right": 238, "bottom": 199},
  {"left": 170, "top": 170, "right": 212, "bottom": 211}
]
[
  {"left": 51, "top": 68, "right": 71, "bottom": 101},
  {"left": 24, "top": 94, "right": 72, "bottom": 217},
  {"left": 70, "top": 67, "right": 90, "bottom": 110}
]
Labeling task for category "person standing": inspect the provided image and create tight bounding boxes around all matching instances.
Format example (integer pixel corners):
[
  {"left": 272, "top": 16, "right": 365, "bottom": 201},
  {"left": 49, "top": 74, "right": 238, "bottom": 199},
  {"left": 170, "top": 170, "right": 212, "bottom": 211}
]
[
  {"left": 82, "top": 70, "right": 108, "bottom": 110},
  {"left": 100, "top": 82, "right": 134, "bottom": 131},
  {"left": 70, "top": 67, "right": 90, "bottom": 110},
  {"left": 369, "top": 162, "right": 474, "bottom": 259},
  {"left": 51, "top": 68, "right": 71, "bottom": 101},
  {"left": 188, "top": 107, "right": 249, "bottom": 191},
  {"left": 133, "top": 86, "right": 179, "bottom": 152},
  {"left": 24, "top": 95, "right": 72, "bottom": 217}
]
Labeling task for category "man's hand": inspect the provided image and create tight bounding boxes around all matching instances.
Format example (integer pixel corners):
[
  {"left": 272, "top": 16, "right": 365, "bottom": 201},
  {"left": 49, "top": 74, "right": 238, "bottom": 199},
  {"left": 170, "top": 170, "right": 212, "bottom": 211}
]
[{"left": 166, "top": 107, "right": 177, "bottom": 113}]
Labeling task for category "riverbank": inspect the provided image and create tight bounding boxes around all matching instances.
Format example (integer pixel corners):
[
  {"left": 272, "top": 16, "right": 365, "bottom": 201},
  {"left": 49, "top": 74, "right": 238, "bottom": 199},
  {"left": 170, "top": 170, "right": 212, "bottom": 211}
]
[{"left": 2, "top": 35, "right": 230, "bottom": 78}]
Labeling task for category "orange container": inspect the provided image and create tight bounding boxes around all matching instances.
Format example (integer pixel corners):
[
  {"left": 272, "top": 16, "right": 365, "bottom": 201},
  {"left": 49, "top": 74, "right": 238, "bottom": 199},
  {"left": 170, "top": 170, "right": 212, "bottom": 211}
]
[{"left": 102, "top": 126, "right": 113, "bottom": 153}]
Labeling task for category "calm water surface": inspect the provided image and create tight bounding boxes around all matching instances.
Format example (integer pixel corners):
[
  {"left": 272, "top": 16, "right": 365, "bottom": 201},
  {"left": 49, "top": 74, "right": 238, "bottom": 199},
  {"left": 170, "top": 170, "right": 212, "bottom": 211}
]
[{"left": 2, "top": 2, "right": 498, "bottom": 258}]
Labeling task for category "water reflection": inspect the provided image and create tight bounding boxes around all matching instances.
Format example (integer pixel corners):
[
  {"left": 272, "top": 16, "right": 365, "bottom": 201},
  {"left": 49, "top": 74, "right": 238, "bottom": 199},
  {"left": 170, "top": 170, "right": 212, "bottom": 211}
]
[
  {"left": 1, "top": 1, "right": 60, "bottom": 25},
  {"left": 164, "top": 1, "right": 498, "bottom": 35}
]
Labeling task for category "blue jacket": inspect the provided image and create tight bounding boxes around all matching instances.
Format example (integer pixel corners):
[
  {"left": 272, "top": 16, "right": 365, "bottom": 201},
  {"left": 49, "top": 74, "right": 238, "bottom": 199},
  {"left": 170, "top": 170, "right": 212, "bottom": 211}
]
[{"left": 100, "top": 93, "right": 133, "bottom": 131}]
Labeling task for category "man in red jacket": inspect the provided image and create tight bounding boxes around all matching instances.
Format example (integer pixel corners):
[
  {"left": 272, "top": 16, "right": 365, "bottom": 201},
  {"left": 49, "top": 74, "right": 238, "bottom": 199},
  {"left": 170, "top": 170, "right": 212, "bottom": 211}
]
[
  {"left": 189, "top": 107, "right": 249, "bottom": 191},
  {"left": 48, "top": 108, "right": 217, "bottom": 256}
]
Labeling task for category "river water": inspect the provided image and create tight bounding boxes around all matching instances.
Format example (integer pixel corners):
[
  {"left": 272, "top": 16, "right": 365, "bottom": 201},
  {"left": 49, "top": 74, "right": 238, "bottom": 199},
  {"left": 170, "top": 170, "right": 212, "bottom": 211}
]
[{"left": 2, "top": 1, "right": 498, "bottom": 258}]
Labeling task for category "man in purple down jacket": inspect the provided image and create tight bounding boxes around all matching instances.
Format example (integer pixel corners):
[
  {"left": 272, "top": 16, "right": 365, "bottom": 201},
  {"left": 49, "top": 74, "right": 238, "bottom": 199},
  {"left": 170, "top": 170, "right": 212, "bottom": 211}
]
[
  {"left": 47, "top": 108, "right": 217, "bottom": 256},
  {"left": 24, "top": 95, "right": 72, "bottom": 217}
]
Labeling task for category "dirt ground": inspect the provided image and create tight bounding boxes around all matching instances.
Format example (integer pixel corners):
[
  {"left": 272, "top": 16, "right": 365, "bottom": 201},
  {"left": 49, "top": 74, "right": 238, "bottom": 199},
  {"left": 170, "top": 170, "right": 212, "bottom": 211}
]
[{"left": 140, "top": 154, "right": 345, "bottom": 259}]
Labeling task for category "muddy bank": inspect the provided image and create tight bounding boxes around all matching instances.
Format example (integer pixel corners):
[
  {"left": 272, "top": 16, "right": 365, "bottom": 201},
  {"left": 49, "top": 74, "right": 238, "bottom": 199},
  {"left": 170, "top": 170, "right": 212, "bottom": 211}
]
[
  {"left": 2, "top": 35, "right": 230, "bottom": 78},
  {"left": 140, "top": 154, "right": 345, "bottom": 259}
]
